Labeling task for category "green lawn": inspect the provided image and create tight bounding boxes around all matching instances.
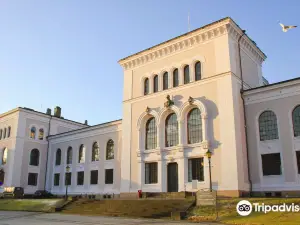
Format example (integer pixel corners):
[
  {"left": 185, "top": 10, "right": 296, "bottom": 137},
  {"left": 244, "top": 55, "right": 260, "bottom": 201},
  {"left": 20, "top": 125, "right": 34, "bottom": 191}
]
[
  {"left": 188, "top": 198, "right": 300, "bottom": 225},
  {"left": 0, "top": 199, "right": 65, "bottom": 212}
]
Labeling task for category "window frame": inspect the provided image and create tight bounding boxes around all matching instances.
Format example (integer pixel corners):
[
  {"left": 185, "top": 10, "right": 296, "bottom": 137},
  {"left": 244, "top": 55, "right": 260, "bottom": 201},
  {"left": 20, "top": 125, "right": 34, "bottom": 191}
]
[
  {"left": 106, "top": 140, "right": 114, "bottom": 160},
  {"left": 66, "top": 147, "right": 73, "bottom": 164},
  {"left": 195, "top": 61, "right": 201, "bottom": 81},
  {"left": 188, "top": 158, "right": 204, "bottom": 182},
  {"left": 145, "top": 117, "right": 157, "bottom": 150},
  {"left": 292, "top": 105, "right": 300, "bottom": 137},
  {"left": 54, "top": 173, "right": 60, "bottom": 186},
  {"left": 30, "top": 127, "right": 36, "bottom": 139},
  {"left": 165, "top": 113, "right": 179, "bottom": 147},
  {"left": 90, "top": 170, "right": 98, "bottom": 185},
  {"left": 55, "top": 149, "right": 61, "bottom": 166},
  {"left": 144, "top": 78, "right": 149, "bottom": 95},
  {"left": 153, "top": 75, "right": 158, "bottom": 93},
  {"left": 7, "top": 127, "right": 11, "bottom": 138},
  {"left": 145, "top": 162, "right": 158, "bottom": 184},
  {"left": 28, "top": 173, "right": 38, "bottom": 186},
  {"left": 105, "top": 169, "right": 114, "bottom": 184},
  {"left": 92, "top": 142, "right": 100, "bottom": 162},
  {"left": 184, "top": 65, "right": 190, "bottom": 84},
  {"left": 258, "top": 110, "right": 279, "bottom": 141},
  {"left": 29, "top": 149, "right": 40, "bottom": 166},
  {"left": 261, "top": 153, "right": 282, "bottom": 176},
  {"left": 173, "top": 68, "right": 179, "bottom": 87},
  {"left": 65, "top": 172, "right": 72, "bottom": 185},
  {"left": 163, "top": 72, "right": 168, "bottom": 90},
  {"left": 78, "top": 145, "right": 85, "bottom": 164},
  {"left": 77, "top": 171, "right": 84, "bottom": 185},
  {"left": 187, "top": 108, "right": 202, "bottom": 144}
]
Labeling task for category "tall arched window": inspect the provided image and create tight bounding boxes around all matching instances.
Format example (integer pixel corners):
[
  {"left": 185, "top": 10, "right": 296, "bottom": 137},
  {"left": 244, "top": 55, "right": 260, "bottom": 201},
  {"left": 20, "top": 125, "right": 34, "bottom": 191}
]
[
  {"left": 145, "top": 117, "right": 157, "bottom": 150},
  {"left": 195, "top": 61, "right": 201, "bottom": 81},
  {"left": 2, "top": 148, "right": 8, "bottom": 165},
  {"left": 144, "top": 78, "right": 149, "bottom": 95},
  {"left": 67, "top": 147, "right": 73, "bottom": 164},
  {"left": 78, "top": 145, "right": 85, "bottom": 163},
  {"left": 38, "top": 128, "right": 44, "bottom": 140},
  {"left": 0, "top": 129, "right": 2, "bottom": 140},
  {"left": 173, "top": 69, "right": 179, "bottom": 87},
  {"left": 7, "top": 127, "right": 11, "bottom": 138},
  {"left": 293, "top": 105, "right": 300, "bottom": 137},
  {"left": 55, "top": 149, "right": 61, "bottom": 166},
  {"left": 106, "top": 139, "right": 114, "bottom": 160},
  {"left": 3, "top": 128, "right": 6, "bottom": 139},
  {"left": 163, "top": 72, "right": 168, "bottom": 90},
  {"left": 29, "top": 149, "right": 40, "bottom": 166},
  {"left": 92, "top": 142, "right": 99, "bottom": 161},
  {"left": 259, "top": 111, "right": 279, "bottom": 141},
  {"left": 30, "top": 127, "right": 36, "bottom": 139},
  {"left": 165, "top": 113, "right": 179, "bottom": 147},
  {"left": 184, "top": 65, "right": 190, "bottom": 84},
  {"left": 153, "top": 75, "right": 158, "bottom": 93},
  {"left": 187, "top": 108, "right": 202, "bottom": 144}
]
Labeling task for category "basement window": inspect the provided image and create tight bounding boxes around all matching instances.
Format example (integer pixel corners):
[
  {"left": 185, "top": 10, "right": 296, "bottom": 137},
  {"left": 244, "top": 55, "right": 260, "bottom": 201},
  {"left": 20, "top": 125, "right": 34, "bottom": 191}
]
[{"left": 261, "top": 153, "right": 282, "bottom": 176}]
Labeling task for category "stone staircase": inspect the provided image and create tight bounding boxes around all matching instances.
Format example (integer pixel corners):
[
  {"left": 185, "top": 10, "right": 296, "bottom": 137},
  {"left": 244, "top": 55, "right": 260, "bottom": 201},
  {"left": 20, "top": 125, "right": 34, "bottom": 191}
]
[{"left": 196, "top": 190, "right": 216, "bottom": 206}]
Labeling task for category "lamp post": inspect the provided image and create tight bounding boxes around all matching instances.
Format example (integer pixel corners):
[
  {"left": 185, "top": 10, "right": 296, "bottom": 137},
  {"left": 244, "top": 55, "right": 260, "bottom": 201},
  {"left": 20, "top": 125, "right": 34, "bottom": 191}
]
[
  {"left": 65, "top": 165, "right": 70, "bottom": 200},
  {"left": 205, "top": 150, "right": 212, "bottom": 192}
]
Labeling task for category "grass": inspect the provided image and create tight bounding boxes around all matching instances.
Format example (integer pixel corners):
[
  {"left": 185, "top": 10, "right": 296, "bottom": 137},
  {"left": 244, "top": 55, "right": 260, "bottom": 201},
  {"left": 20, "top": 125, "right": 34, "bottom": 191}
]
[
  {"left": 0, "top": 199, "right": 65, "bottom": 212},
  {"left": 188, "top": 198, "right": 300, "bottom": 225}
]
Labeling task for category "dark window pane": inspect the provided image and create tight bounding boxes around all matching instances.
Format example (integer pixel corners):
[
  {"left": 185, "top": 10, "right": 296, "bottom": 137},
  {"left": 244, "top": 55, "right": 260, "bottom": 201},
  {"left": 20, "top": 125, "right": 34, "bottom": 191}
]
[
  {"left": 296, "top": 151, "right": 300, "bottom": 174},
  {"left": 54, "top": 173, "right": 60, "bottom": 186},
  {"left": 187, "top": 108, "right": 202, "bottom": 144},
  {"left": 145, "top": 117, "right": 157, "bottom": 150},
  {"left": 184, "top": 65, "right": 190, "bottom": 84},
  {"left": 173, "top": 69, "right": 179, "bottom": 87},
  {"left": 78, "top": 145, "right": 85, "bottom": 163},
  {"left": 77, "top": 171, "right": 84, "bottom": 185},
  {"left": 56, "top": 149, "right": 61, "bottom": 165},
  {"left": 92, "top": 142, "right": 99, "bottom": 161},
  {"left": 165, "top": 113, "right": 178, "bottom": 147},
  {"left": 106, "top": 140, "right": 114, "bottom": 160},
  {"left": 90, "top": 170, "right": 98, "bottom": 185},
  {"left": 188, "top": 158, "right": 204, "bottom": 182},
  {"left": 153, "top": 75, "right": 158, "bottom": 93},
  {"left": 3, "top": 128, "right": 6, "bottom": 139},
  {"left": 261, "top": 153, "right": 281, "bottom": 176},
  {"left": 195, "top": 61, "right": 201, "bottom": 81},
  {"left": 293, "top": 106, "right": 300, "bottom": 137},
  {"left": 259, "top": 111, "right": 279, "bottom": 141},
  {"left": 29, "top": 149, "right": 39, "bottom": 166},
  {"left": 67, "top": 147, "right": 72, "bottom": 164},
  {"left": 105, "top": 169, "right": 113, "bottom": 184},
  {"left": 7, "top": 127, "right": 11, "bottom": 138},
  {"left": 163, "top": 72, "right": 168, "bottom": 90},
  {"left": 28, "top": 173, "right": 38, "bottom": 186},
  {"left": 65, "top": 172, "right": 72, "bottom": 185},
  {"left": 145, "top": 162, "right": 158, "bottom": 184},
  {"left": 38, "top": 128, "right": 44, "bottom": 140},
  {"left": 0, "top": 129, "right": 2, "bottom": 140},
  {"left": 144, "top": 78, "right": 149, "bottom": 95},
  {"left": 30, "top": 127, "right": 36, "bottom": 139}
]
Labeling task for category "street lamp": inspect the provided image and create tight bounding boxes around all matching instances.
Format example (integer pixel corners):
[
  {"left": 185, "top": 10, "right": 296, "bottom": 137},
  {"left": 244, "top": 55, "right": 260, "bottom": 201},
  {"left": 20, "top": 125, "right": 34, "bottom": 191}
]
[
  {"left": 205, "top": 149, "right": 212, "bottom": 192},
  {"left": 65, "top": 165, "right": 70, "bottom": 200}
]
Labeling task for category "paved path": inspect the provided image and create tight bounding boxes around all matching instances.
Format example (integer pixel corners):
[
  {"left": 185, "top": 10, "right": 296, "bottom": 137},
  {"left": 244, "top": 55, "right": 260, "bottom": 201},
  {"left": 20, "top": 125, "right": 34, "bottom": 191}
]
[{"left": 0, "top": 211, "right": 221, "bottom": 225}]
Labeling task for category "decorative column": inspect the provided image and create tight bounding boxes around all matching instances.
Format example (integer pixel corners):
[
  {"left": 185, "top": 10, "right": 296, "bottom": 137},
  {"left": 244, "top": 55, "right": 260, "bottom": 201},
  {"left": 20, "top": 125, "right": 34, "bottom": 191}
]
[
  {"left": 190, "top": 63, "right": 195, "bottom": 82},
  {"left": 178, "top": 157, "right": 187, "bottom": 192},
  {"left": 178, "top": 120, "right": 184, "bottom": 146},
  {"left": 169, "top": 69, "right": 174, "bottom": 88},
  {"left": 202, "top": 113, "right": 208, "bottom": 142}
]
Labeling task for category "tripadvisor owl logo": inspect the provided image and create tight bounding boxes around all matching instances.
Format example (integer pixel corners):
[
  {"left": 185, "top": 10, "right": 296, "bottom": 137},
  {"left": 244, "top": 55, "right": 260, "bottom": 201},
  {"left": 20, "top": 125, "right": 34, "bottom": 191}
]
[{"left": 236, "top": 200, "right": 253, "bottom": 216}]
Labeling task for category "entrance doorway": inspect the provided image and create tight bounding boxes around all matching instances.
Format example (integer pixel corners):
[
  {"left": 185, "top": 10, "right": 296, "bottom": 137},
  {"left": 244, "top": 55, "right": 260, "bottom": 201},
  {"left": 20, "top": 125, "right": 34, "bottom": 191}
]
[{"left": 167, "top": 162, "right": 178, "bottom": 192}]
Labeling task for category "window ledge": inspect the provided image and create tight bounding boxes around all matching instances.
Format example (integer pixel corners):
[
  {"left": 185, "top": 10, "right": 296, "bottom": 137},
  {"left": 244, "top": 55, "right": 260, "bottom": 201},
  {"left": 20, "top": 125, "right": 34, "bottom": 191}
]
[
  {"left": 262, "top": 174, "right": 283, "bottom": 177},
  {"left": 144, "top": 183, "right": 158, "bottom": 186}
]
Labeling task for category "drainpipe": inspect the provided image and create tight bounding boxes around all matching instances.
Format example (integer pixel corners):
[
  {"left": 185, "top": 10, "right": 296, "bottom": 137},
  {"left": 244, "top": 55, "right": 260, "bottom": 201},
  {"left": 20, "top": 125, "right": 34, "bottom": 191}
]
[
  {"left": 44, "top": 115, "right": 52, "bottom": 190},
  {"left": 238, "top": 30, "right": 253, "bottom": 196}
]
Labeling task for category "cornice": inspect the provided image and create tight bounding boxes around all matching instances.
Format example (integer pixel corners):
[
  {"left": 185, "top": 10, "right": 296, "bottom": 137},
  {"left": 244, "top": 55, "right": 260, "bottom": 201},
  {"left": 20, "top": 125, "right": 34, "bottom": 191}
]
[{"left": 119, "top": 19, "right": 266, "bottom": 71}]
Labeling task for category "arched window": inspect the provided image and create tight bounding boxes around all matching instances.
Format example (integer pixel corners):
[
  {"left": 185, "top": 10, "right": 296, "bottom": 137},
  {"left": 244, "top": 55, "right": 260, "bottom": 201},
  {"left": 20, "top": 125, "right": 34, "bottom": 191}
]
[
  {"left": 195, "top": 61, "right": 201, "bottom": 81},
  {"left": 55, "top": 149, "right": 61, "bottom": 165},
  {"left": 7, "top": 127, "right": 11, "bottom": 138},
  {"left": 78, "top": 145, "right": 85, "bottom": 163},
  {"left": 165, "top": 113, "right": 179, "bottom": 147},
  {"left": 163, "top": 72, "right": 168, "bottom": 90},
  {"left": 187, "top": 108, "right": 202, "bottom": 144},
  {"left": 259, "top": 111, "right": 279, "bottom": 141},
  {"left": 0, "top": 129, "right": 2, "bottom": 140},
  {"left": 106, "top": 139, "right": 114, "bottom": 160},
  {"left": 29, "top": 149, "right": 40, "bottom": 166},
  {"left": 145, "top": 117, "right": 157, "bottom": 150},
  {"left": 30, "top": 127, "right": 36, "bottom": 139},
  {"left": 2, "top": 148, "right": 8, "bottom": 165},
  {"left": 173, "top": 69, "right": 179, "bottom": 87},
  {"left": 38, "top": 128, "right": 44, "bottom": 140},
  {"left": 3, "top": 128, "right": 6, "bottom": 139},
  {"left": 184, "top": 65, "right": 190, "bottom": 84},
  {"left": 293, "top": 105, "right": 300, "bottom": 137},
  {"left": 144, "top": 78, "right": 149, "bottom": 95},
  {"left": 92, "top": 142, "right": 99, "bottom": 161},
  {"left": 67, "top": 147, "right": 73, "bottom": 164},
  {"left": 153, "top": 75, "right": 158, "bottom": 93}
]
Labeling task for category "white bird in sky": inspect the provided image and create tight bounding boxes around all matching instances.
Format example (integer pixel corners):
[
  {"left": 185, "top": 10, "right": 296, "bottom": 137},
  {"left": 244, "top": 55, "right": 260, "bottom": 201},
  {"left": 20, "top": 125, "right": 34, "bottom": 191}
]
[{"left": 279, "top": 23, "right": 297, "bottom": 32}]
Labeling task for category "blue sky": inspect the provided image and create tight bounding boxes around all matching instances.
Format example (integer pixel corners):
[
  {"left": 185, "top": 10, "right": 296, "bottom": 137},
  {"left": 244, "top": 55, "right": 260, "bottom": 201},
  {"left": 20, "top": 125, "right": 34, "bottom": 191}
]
[{"left": 1, "top": 0, "right": 299, "bottom": 125}]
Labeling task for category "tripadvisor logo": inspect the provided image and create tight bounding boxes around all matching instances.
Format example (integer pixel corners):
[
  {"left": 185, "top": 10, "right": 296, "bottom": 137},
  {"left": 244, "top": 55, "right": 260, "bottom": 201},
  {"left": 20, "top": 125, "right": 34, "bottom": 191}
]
[{"left": 236, "top": 200, "right": 300, "bottom": 216}]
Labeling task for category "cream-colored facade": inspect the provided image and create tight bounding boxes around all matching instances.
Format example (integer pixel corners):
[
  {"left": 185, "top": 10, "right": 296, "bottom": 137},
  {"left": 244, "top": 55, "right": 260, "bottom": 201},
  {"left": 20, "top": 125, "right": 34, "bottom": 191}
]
[{"left": 1, "top": 17, "right": 300, "bottom": 197}]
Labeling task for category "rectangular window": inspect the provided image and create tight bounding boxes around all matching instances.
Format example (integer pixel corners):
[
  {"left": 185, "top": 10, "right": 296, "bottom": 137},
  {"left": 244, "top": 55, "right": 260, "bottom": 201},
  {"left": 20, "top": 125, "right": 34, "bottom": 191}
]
[
  {"left": 65, "top": 172, "right": 72, "bottom": 185},
  {"left": 296, "top": 151, "right": 300, "bottom": 174},
  {"left": 77, "top": 171, "right": 84, "bottom": 185},
  {"left": 90, "top": 170, "right": 98, "bottom": 185},
  {"left": 54, "top": 173, "right": 60, "bottom": 186},
  {"left": 28, "top": 173, "right": 38, "bottom": 186},
  {"left": 145, "top": 162, "right": 158, "bottom": 184},
  {"left": 188, "top": 158, "right": 204, "bottom": 182},
  {"left": 105, "top": 169, "right": 113, "bottom": 184},
  {"left": 261, "top": 153, "right": 282, "bottom": 176}
]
